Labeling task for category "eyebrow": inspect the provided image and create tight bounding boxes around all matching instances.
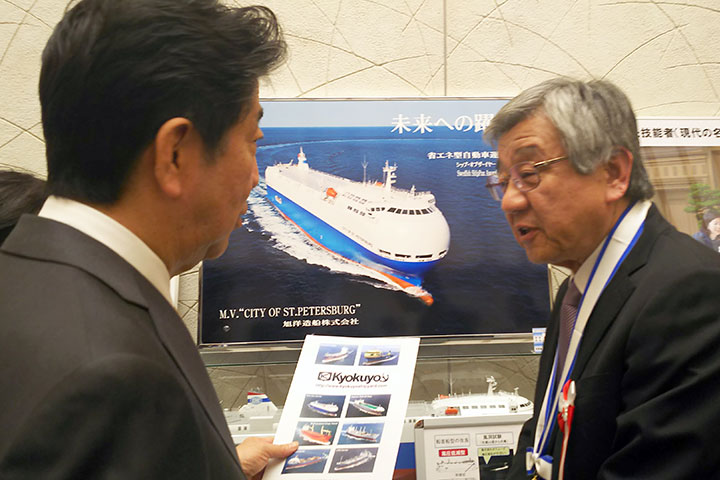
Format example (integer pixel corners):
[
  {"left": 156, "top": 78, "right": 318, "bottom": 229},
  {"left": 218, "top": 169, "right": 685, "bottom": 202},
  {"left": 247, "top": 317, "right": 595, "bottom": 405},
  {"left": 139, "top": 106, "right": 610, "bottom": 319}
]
[{"left": 513, "top": 145, "right": 541, "bottom": 157}]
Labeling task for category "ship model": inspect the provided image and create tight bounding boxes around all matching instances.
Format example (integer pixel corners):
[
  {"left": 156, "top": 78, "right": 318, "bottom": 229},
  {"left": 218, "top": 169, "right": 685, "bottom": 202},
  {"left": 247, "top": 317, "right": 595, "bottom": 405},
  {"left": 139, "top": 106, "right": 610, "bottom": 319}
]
[
  {"left": 225, "top": 379, "right": 532, "bottom": 442},
  {"left": 265, "top": 147, "right": 450, "bottom": 305},
  {"left": 430, "top": 376, "right": 533, "bottom": 416}
]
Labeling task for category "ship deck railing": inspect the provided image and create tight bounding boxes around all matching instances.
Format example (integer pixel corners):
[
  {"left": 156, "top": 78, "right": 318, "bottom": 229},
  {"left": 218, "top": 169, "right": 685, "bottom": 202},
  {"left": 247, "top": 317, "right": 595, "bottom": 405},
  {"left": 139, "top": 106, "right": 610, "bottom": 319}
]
[{"left": 277, "top": 164, "right": 433, "bottom": 199}]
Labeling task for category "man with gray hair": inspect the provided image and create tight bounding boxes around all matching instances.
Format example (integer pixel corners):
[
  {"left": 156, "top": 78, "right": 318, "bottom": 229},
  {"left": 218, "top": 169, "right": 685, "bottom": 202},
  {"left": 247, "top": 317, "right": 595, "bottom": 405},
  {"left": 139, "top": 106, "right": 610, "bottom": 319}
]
[{"left": 484, "top": 78, "right": 720, "bottom": 479}]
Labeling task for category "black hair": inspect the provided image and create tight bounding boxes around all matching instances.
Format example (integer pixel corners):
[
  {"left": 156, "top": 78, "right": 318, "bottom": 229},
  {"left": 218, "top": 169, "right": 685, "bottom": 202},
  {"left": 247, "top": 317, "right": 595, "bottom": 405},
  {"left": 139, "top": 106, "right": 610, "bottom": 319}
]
[
  {"left": 702, "top": 209, "right": 720, "bottom": 230},
  {"left": 40, "top": 0, "right": 286, "bottom": 204},
  {"left": 0, "top": 170, "right": 47, "bottom": 243}
]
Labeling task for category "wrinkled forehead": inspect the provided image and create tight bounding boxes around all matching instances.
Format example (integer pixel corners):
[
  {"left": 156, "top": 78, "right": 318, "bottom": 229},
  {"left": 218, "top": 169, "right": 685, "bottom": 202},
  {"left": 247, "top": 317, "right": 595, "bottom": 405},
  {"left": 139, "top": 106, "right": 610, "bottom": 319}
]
[{"left": 494, "top": 112, "right": 564, "bottom": 172}]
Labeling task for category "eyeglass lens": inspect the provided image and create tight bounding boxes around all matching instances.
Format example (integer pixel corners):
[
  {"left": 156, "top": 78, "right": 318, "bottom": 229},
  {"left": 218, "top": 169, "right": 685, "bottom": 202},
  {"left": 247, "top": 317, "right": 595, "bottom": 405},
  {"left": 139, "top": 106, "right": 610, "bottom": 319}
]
[{"left": 486, "top": 162, "right": 541, "bottom": 201}]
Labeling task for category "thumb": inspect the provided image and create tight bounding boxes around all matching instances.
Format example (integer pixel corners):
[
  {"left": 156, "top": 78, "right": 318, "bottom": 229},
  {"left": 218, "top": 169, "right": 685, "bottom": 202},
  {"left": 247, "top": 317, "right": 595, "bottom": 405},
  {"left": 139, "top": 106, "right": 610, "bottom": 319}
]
[{"left": 267, "top": 441, "right": 299, "bottom": 459}]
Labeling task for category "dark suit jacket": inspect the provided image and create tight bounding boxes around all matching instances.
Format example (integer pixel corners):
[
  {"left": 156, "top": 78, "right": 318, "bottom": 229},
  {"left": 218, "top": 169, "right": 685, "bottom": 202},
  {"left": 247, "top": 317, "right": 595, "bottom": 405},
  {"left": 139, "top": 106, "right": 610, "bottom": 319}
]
[
  {"left": 509, "top": 205, "right": 720, "bottom": 479},
  {"left": 0, "top": 215, "right": 245, "bottom": 479}
]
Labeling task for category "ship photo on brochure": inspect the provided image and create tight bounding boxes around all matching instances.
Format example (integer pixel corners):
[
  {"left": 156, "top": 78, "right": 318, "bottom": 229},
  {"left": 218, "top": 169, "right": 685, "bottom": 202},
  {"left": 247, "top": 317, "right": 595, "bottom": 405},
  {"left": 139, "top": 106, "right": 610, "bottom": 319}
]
[
  {"left": 347, "top": 394, "right": 391, "bottom": 418},
  {"left": 359, "top": 345, "right": 400, "bottom": 366},
  {"left": 300, "top": 393, "right": 346, "bottom": 418},
  {"left": 330, "top": 447, "right": 379, "bottom": 473},
  {"left": 293, "top": 421, "right": 338, "bottom": 446},
  {"left": 338, "top": 423, "right": 384, "bottom": 445},
  {"left": 316, "top": 343, "right": 358, "bottom": 366},
  {"left": 281, "top": 448, "right": 330, "bottom": 474}
]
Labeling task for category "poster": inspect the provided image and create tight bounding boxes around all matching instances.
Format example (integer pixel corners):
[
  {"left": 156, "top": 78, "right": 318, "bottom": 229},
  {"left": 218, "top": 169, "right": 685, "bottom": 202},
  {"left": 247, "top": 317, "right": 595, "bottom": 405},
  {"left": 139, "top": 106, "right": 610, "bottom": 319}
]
[
  {"left": 263, "top": 334, "right": 420, "bottom": 479},
  {"left": 200, "top": 98, "right": 550, "bottom": 344},
  {"left": 635, "top": 118, "right": 720, "bottom": 250}
]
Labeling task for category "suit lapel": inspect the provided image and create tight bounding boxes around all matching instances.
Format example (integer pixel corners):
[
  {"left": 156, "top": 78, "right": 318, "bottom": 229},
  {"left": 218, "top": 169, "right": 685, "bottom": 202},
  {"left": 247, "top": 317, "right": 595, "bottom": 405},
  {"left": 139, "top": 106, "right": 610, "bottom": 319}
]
[
  {"left": 571, "top": 205, "right": 667, "bottom": 379},
  {"left": 4, "top": 216, "right": 240, "bottom": 467},
  {"left": 143, "top": 288, "right": 241, "bottom": 464},
  {"left": 536, "top": 283, "right": 564, "bottom": 399}
]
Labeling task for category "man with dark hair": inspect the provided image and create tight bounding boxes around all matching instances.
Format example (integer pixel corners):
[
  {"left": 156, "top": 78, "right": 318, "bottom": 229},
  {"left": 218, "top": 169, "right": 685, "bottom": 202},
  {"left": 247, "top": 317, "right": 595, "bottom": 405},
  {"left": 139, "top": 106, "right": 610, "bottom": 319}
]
[
  {"left": 484, "top": 78, "right": 720, "bottom": 479},
  {"left": 0, "top": 170, "right": 47, "bottom": 244},
  {"left": 0, "top": 1, "right": 296, "bottom": 478}
]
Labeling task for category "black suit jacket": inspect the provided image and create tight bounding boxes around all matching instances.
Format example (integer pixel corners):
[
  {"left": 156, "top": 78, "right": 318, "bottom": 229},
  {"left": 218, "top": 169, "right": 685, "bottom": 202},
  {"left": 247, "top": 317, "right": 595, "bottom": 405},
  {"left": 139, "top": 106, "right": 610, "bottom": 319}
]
[
  {"left": 509, "top": 205, "right": 720, "bottom": 479},
  {"left": 0, "top": 215, "right": 245, "bottom": 479}
]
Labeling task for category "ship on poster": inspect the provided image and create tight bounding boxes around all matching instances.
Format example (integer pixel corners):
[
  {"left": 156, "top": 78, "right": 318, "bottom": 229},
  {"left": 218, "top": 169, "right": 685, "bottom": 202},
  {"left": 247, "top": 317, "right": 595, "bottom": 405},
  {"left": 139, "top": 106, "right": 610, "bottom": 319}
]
[{"left": 200, "top": 99, "right": 549, "bottom": 344}]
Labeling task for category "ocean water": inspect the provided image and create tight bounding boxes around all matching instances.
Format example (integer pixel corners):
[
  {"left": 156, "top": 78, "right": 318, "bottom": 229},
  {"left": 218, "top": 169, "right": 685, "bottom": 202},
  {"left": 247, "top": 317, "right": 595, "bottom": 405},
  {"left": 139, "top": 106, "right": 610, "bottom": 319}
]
[{"left": 200, "top": 127, "right": 549, "bottom": 343}]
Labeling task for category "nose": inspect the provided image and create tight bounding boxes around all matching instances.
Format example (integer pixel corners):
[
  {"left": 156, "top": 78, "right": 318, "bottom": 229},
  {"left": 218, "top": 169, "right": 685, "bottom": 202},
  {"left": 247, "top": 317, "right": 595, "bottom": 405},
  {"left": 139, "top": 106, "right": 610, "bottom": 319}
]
[{"left": 500, "top": 179, "right": 528, "bottom": 215}]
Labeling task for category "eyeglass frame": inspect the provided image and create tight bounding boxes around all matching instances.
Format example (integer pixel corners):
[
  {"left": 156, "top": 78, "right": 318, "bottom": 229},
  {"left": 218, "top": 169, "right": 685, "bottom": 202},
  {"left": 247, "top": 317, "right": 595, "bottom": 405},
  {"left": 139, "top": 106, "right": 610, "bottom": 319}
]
[{"left": 485, "top": 155, "right": 568, "bottom": 201}]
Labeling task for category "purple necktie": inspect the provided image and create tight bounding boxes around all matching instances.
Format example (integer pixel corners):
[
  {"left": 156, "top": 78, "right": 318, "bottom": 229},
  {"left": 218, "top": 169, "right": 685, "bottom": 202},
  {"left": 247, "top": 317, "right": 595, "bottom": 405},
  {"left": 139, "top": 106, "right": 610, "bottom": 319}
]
[{"left": 557, "top": 280, "right": 581, "bottom": 376}]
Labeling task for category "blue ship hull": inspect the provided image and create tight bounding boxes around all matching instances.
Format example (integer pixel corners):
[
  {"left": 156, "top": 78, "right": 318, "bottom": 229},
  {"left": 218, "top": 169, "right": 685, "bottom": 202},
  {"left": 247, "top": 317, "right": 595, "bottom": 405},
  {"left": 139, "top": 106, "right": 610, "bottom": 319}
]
[{"left": 266, "top": 186, "right": 439, "bottom": 287}]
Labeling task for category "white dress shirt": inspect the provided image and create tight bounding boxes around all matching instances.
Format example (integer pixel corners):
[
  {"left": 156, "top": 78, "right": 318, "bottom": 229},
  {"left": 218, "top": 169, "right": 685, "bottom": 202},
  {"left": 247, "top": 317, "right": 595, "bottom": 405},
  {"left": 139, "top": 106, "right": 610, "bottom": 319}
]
[{"left": 39, "top": 196, "right": 173, "bottom": 305}]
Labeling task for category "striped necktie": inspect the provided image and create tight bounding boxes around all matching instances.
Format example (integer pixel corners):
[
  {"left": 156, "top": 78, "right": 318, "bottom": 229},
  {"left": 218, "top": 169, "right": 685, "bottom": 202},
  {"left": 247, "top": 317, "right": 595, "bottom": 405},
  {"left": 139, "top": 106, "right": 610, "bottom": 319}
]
[{"left": 557, "top": 280, "right": 581, "bottom": 376}]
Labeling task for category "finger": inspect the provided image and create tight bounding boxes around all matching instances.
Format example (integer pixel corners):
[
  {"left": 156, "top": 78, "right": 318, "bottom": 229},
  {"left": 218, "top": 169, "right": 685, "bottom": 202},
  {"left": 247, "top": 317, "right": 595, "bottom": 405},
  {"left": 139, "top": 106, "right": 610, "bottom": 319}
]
[{"left": 266, "top": 441, "right": 299, "bottom": 458}]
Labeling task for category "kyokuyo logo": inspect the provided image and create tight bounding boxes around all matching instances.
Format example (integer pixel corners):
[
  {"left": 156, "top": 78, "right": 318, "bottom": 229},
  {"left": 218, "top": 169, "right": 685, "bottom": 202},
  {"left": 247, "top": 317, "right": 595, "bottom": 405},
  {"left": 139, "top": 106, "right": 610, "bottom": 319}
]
[{"left": 317, "top": 371, "right": 389, "bottom": 385}]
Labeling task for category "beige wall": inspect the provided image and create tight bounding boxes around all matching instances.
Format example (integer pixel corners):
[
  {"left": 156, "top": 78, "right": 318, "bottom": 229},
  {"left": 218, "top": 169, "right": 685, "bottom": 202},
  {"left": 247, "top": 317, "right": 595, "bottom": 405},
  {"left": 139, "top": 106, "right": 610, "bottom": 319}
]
[{"left": 2, "top": 0, "right": 719, "bottom": 339}]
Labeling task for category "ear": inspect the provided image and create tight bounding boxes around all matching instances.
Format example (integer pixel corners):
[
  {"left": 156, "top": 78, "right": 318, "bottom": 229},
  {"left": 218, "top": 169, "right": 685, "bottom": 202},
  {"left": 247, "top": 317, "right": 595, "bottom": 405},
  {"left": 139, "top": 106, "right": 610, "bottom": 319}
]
[
  {"left": 153, "top": 117, "right": 194, "bottom": 198},
  {"left": 604, "top": 147, "right": 632, "bottom": 203}
]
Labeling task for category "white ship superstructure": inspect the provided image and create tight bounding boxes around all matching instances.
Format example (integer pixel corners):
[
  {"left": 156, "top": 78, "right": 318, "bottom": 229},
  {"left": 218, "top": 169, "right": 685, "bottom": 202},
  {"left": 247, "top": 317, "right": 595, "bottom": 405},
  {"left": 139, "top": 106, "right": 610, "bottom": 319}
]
[
  {"left": 265, "top": 147, "right": 450, "bottom": 304},
  {"left": 429, "top": 376, "right": 534, "bottom": 416}
]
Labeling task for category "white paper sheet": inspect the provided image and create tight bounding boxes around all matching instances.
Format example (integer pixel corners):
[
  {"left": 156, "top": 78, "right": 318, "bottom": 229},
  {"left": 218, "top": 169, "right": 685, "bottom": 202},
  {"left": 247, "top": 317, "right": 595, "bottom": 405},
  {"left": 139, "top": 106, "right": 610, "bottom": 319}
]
[{"left": 264, "top": 334, "right": 420, "bottom": 479}]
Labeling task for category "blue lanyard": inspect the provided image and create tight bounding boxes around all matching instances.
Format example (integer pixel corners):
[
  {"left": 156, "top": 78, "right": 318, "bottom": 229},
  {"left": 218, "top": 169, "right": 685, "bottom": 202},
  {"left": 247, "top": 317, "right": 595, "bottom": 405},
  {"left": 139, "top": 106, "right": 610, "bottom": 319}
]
[{"left": 537, "top": 201, "right": 645, "bottom": 456}]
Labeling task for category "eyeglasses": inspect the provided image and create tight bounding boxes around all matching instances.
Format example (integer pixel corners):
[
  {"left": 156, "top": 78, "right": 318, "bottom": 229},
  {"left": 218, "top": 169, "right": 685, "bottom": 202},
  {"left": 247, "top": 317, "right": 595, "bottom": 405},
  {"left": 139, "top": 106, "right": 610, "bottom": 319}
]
[{"left": 485, "top": 156, "right": 568, "bottom": 201}]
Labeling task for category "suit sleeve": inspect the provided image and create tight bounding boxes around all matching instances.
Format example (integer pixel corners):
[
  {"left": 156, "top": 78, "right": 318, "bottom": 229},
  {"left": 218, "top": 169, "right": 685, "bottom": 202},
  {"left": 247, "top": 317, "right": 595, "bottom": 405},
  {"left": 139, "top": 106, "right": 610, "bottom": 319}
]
[
  {"left": 507, "top": 415, "right": 536, "bottom": 478},
  {"left": 599, "top": 268, "right": 720, "bottom": 479},
  {"left": 0, "top": 354, "right": 210, "bottom": 479}
]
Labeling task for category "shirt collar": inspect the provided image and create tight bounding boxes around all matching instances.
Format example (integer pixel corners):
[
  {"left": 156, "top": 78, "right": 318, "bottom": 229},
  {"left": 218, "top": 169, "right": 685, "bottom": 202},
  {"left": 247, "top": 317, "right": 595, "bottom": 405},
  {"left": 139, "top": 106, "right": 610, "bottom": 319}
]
[
  {"left": 38, "top": 196, "right": 173, "bottom": 305},
  {"left": 571, "top": 200, "right": 649, "bottom": 295}
]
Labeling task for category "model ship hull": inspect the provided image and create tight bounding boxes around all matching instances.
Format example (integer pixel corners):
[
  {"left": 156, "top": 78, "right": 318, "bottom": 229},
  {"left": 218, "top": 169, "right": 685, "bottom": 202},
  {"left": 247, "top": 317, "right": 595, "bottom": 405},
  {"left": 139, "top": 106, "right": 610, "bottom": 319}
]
[{"left": 265, "top": 148, "right": 450, "bottom": 304}]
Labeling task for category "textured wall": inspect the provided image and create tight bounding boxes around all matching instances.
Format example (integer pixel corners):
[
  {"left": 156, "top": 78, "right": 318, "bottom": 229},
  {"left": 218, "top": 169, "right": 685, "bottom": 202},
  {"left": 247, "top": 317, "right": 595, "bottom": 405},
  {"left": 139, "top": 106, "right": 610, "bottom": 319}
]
[{"left": 1, "top": 0, "right": 719, "bottom": 338}]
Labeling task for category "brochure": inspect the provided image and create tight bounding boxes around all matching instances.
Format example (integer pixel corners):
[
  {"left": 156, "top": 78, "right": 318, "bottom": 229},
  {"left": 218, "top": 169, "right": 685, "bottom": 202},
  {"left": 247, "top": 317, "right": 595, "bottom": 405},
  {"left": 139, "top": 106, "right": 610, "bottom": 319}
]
[{"left": 264, "top": 334, "right": 420, "bottom": 479}]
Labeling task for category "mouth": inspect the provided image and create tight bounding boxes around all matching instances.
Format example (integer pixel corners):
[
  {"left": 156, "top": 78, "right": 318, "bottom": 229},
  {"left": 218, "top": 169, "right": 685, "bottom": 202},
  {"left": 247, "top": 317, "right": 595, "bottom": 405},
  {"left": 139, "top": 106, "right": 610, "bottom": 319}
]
[{"left": 515, "top": 225, "right": 536, "bottom": 241}]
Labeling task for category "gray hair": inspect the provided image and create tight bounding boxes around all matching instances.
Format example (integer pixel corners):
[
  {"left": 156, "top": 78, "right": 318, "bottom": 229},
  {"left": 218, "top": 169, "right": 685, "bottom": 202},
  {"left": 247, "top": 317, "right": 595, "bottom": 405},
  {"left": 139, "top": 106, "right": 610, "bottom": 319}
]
[{"left": 484, "top": 78, "right": 654, "bottom": 201}]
